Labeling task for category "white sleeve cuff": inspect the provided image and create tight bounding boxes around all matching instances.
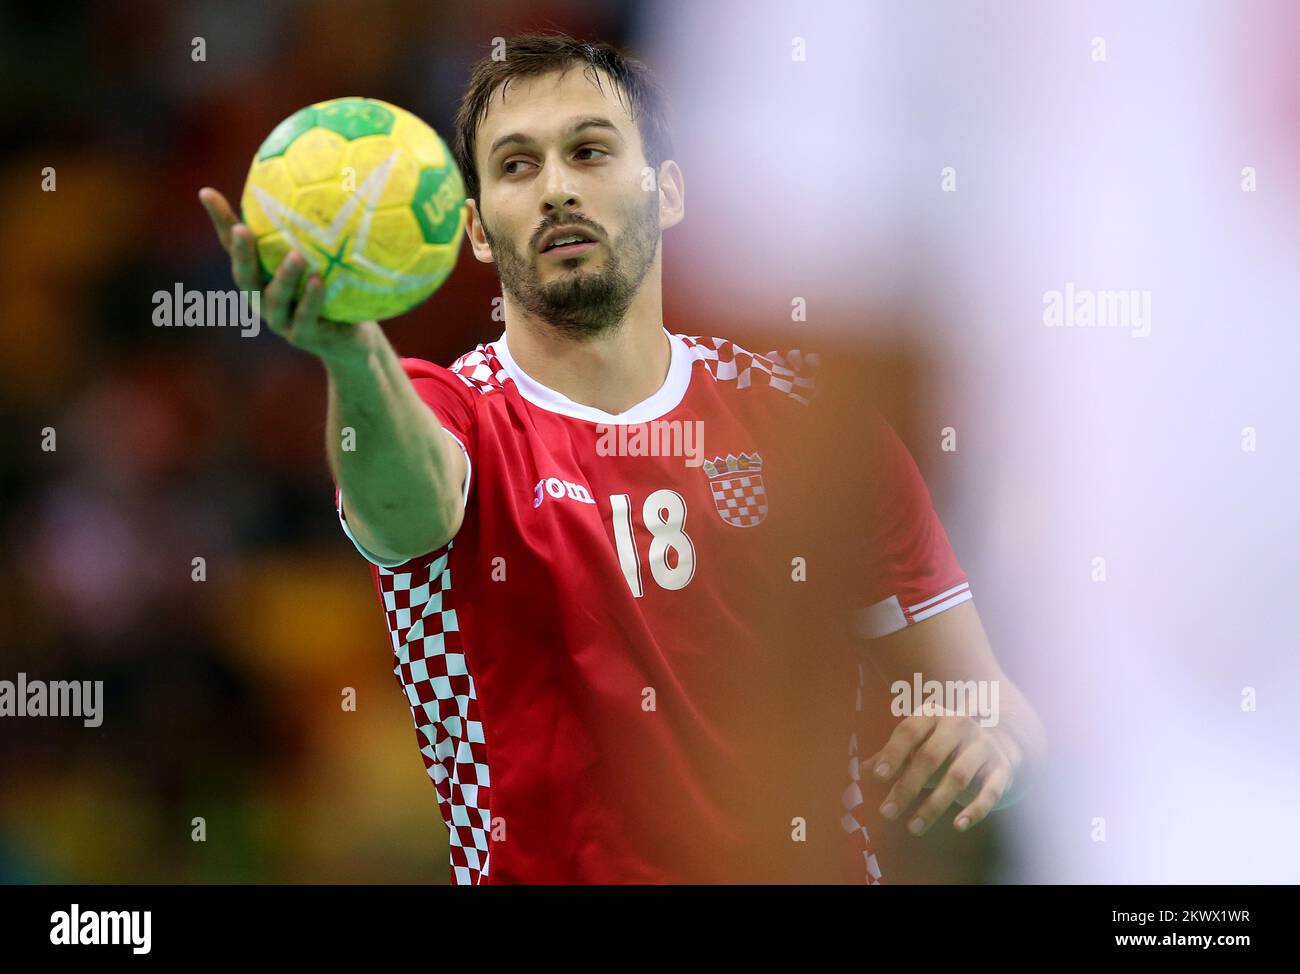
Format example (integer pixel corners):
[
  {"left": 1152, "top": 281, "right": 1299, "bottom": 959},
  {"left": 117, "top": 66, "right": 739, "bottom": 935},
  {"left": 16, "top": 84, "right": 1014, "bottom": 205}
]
[
  {"left": 337, "top": 428, "right": 472, "bottom": 569},
  {"left": 853, "top": 583, "right": 973, "bottom": 639}
]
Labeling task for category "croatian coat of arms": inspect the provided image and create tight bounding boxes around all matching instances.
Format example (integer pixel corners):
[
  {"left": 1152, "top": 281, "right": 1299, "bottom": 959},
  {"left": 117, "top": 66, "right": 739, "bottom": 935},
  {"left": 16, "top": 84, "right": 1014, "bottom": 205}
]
[{"left": 703, "top": 452, "right": 767, "bottom": 527}]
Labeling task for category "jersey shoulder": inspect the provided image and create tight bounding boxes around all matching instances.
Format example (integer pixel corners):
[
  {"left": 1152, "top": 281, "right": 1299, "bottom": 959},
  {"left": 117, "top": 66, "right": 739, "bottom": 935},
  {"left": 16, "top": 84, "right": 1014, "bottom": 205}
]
[
  {"left": 391, "top": 340, "right": 510, "bottom": 432},
  {"left": 434, "top": 339, "right": 511, "bottom": 396},
  {"left": 676, "top": 333, "right": 818, "bottom": 405}
]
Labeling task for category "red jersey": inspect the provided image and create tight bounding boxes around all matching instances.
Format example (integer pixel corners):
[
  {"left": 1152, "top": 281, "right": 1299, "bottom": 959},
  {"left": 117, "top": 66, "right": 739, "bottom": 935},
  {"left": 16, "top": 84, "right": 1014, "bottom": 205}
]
[{"left": 333, "top": 329, "right": 972, "bottom": 884}]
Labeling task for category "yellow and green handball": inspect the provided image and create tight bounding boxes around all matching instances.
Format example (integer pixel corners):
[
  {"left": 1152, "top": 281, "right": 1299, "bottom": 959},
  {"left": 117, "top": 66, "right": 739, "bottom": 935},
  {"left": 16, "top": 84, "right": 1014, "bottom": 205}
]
[{"left": 240, "top": 97, "right": 467, "bottom": 323}]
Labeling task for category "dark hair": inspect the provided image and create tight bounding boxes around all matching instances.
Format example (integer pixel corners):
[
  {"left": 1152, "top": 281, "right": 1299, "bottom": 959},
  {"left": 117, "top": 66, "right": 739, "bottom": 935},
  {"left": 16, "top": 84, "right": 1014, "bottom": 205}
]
[{"left": 452, "top": 31, "right": 674, "bottom": 205}]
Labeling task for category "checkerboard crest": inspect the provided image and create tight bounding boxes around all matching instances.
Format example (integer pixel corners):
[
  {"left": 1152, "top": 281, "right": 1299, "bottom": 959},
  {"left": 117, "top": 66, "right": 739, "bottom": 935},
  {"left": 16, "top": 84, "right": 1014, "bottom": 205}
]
[{"left": 703, "top": 452, "right": 768, "bottom": 528}]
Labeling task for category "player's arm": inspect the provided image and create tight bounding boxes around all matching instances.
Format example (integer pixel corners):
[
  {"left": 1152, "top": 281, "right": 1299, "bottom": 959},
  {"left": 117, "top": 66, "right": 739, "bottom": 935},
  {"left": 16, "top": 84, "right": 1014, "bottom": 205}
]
[
  {"left": 862, "top": 599, "right": 1049, "bottom": 835},
  {"left": 200, "top": 187, "right": 466, "bottom": 562},
  {"left": 323, "top": 331, "right": 467, "bottom": 561}
]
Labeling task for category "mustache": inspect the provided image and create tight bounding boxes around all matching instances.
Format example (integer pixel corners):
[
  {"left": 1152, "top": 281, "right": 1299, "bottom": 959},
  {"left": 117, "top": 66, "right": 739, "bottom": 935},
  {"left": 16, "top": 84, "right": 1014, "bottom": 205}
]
[{"left": 533, "top": 217, "right": 604, "bottom": 248}]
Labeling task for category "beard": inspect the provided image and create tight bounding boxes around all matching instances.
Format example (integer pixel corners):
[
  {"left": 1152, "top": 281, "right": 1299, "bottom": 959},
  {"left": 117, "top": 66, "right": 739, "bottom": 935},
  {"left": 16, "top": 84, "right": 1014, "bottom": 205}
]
[{"left": 482, "top": 190, "right": 661, "bottom": 341}]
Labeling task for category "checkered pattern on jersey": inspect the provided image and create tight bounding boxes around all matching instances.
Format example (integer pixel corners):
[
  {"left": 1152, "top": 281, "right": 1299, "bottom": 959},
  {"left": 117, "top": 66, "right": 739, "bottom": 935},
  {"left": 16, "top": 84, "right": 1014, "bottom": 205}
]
[
  {"left": 680, "top": 336, "right": 817, "bottom": 405},
  {"left": 708, "top": 473, "right": 768, "bottom": 527},
  {"left": 377, "top": 547, "right": 493, "bottom": 885},
  {"left": 841, "top": 662, "right": 885, "bottom": 884},
  {"left": 448, "top": 343, "right": 510, "bottom": 395}
]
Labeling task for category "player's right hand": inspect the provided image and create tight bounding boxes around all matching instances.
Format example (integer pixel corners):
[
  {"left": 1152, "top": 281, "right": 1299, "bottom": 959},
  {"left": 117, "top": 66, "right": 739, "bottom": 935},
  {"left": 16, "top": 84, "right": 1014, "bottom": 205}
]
[{"left": 198, "top": 187, "right": 375, "bottom": 363}]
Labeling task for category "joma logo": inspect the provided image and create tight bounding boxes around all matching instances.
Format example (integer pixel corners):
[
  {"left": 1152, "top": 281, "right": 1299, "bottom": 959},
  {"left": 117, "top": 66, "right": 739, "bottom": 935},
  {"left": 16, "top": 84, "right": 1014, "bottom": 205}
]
[{"left": 533, "top": 477, "right": 596, "bottom": 509}]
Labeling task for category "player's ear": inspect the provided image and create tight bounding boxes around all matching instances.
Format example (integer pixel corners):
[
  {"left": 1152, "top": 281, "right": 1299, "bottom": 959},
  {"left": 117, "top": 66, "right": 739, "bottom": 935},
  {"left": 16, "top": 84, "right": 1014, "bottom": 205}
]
[
  {"left": 464, "top": 199, "right": 496, "bottom": 264},
  {"left": 656, "top": 160, "right": 684, "bottom": 231}
]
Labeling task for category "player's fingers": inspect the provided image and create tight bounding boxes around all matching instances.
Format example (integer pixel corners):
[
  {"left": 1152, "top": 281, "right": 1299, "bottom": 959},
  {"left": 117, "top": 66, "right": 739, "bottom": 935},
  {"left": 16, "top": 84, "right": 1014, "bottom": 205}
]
[
  {"left": 868, "top": 714, "right": 934, "bottom": 782},
  {"left": 880, "top": 727, "right": 957, "bottom": 822},
  {"left": 262, "top": 252, "right": 306, "bottom": 335},
  {"left": 198, "top": 188, "right": 238, "bottom": 252},
  {"left": 908, "top": 744, "right": 989, "bottom": 836},
  {"left": 290, "top": 274, "right": 325, "bottom": 334},
  {"left": 228, "top": 225, "right": 264, "bottom": 293},
  {"left": 953, "top": 762, "right": 1012, "bottom": 833}
]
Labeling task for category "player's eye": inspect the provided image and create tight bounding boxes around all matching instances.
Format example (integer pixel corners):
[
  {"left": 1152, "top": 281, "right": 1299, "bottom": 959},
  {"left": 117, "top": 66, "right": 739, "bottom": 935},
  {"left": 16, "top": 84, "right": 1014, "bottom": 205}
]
[{"left": 503, "top": 148, "right": 605, "bottom": 176}]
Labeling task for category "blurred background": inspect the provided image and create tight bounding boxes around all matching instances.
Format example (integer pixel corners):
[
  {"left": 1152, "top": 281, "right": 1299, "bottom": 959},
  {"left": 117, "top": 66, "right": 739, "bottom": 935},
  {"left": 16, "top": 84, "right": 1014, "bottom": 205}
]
[{"left": 1, "top": 0, "right": 1296, "bottom": 883}]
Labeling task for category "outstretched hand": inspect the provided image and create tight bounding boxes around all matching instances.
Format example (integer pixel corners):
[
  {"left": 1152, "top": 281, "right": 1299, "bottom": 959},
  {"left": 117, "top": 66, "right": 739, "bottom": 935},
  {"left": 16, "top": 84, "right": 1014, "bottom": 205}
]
[{"left": 198, "top": 187, "right": 374, "bottom": 363}]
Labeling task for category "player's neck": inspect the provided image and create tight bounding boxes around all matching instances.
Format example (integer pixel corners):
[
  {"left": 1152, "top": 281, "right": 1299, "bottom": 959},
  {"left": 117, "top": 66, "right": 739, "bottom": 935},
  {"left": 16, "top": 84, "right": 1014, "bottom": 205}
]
[{"left": 502, "top": 295, "right": 672, "bottom": 416}]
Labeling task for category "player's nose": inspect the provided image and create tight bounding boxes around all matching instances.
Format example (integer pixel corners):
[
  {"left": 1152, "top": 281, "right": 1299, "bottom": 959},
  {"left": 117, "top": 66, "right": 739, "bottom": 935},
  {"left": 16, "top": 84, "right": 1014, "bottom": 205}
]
[{"left": 539, "top": 166, "right": 582, "bottom": 217}]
